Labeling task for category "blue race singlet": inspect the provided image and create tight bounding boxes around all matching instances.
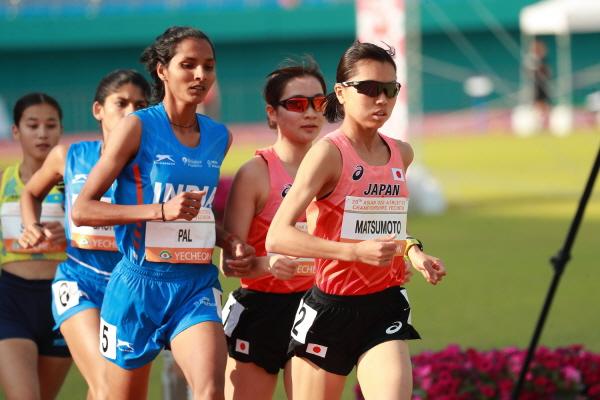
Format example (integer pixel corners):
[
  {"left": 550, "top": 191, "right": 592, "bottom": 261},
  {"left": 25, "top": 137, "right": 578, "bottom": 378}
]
[
  {"left": 64, "top": 140, "right": 120, "bottom": 275},
  {"left": 113, "top": 103, "right": 228, "bottom": 271}
]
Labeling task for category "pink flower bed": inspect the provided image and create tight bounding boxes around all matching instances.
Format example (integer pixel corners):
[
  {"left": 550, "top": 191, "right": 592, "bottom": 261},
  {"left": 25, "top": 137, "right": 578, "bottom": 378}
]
[{"left": 355, "top": 345, "right": 600, "bottom": 399}]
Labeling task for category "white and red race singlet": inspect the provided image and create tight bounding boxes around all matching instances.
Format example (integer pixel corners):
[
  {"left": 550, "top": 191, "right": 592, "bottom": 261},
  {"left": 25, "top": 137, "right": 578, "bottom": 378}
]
[
  {"left": 243, "top": 147, "right": 314, "bottom": 293},
  {"left": 306, "top": 130, "right": 409, "bottom": 295}
]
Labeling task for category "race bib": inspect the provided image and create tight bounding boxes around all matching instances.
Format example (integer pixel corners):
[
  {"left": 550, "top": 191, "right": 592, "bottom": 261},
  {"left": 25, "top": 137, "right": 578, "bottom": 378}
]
[
  {"left": 1, "top": 201, "right": 66, "bottom": 253},
  {"left": 267, "top": 222, "right": 315, "bottom": 276},
  {"left": 340, "top": 196, "right": 408, "bottom": 255},
  {"left": 99, "top": 318, "right": 117, "bottom": 360},
  {"left": 70, "top": 195, "right": 117, "bottom": 251},
  {"left": 291, "top": 299, "right": 318, "bottom": 344},
  {"left": 145, "top": 207, "right": 215, "bottom": 264},
  {"left": 52, "top": 280, "right": 80, "bottom": 315},
  {"left": 291, "top": 222, "right": 315, "bottom": 275},
  {"left": 222, "top": 293, "right": 245, "bottom": 337}
]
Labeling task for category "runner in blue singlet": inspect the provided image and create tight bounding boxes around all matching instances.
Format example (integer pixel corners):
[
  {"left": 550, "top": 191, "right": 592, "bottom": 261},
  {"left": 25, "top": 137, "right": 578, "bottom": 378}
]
[
  {"left": 72, "top": 26, "right": 254, "bottom": 399},
  {"left": 19, "top": 70, "right": 150, "bottom": 399}
]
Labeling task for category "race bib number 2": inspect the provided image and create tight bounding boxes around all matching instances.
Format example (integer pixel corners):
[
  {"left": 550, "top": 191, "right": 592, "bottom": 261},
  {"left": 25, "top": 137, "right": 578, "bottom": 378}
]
[
  {"left": 291, "top": 300, "right": 318, "bottom": 344},
  {"left": 145, "top": 207, "right": 215, "bottom": 264}
]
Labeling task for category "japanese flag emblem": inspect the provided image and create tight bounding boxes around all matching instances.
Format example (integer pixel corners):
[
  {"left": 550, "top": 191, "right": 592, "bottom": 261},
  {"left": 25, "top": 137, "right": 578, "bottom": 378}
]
[
  {"left": 391, "top": 168, "right": 405, "bottom": 181},
  {"left": 306, "top": 343, "right": 328, "bottom": 358},
  {"left": 235, "top": 339, "right": 250, "bottom": 355}
]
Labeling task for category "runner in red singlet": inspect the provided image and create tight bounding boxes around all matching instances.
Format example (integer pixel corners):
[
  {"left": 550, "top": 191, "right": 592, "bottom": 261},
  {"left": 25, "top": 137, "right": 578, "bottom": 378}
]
[
  {"left": 266, "top": 42, "right": 447, "bottom": 400},
  {"left": 222, "top": 59, "right": 326, "bottom": 400}
]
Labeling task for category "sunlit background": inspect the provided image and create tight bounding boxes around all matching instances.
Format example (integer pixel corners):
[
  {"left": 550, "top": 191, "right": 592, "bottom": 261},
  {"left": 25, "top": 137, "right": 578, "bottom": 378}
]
[{"left": 1, "top": 1, "right": 599, "bottom": 399}]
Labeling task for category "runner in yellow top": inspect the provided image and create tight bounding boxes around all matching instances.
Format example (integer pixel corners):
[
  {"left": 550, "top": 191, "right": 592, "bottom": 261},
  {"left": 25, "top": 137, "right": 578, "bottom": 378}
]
[{"left": 0, "top": 93, "right": 70, "bottom": 400}]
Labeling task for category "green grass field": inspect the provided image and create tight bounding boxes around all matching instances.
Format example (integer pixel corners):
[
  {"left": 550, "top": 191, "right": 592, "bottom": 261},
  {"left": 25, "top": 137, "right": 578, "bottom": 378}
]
[{"left": 2, "top": 130, "right": 599, "bottom": 399}]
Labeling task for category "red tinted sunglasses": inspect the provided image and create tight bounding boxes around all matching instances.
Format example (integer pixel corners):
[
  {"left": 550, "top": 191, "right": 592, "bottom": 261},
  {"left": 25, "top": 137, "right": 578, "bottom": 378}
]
[
  {"left": 278, "top": 95, "right": 326, "bottom": 113},
  {"left": 340, "top": 80, "right": 401, "bottom": 98}
]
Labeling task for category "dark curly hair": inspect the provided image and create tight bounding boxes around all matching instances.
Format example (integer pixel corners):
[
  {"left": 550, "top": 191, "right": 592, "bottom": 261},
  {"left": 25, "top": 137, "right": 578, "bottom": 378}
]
[{"left": 140, "top": 26, "right": 215, "bottom": 104}]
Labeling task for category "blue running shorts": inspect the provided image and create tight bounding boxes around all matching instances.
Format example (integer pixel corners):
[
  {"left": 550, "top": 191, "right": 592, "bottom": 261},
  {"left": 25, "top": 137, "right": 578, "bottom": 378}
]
[
  {"left": 51, "top": 256, "right": 111, "bottom": 329},
  {"left": 99, "top": 257, "right": 222, "bottom": 369}
]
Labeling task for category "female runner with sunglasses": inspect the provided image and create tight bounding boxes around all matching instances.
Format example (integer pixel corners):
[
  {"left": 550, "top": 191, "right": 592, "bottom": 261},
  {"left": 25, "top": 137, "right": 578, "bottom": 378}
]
[
  {"left": 19, "top": 70, "right": 150, "bottom": 399},
  {"left": 72, "top": 26, "right": 254, "bottom": 399},
  {"left": 266, "top": 42, "right": 447, "bottom": 400},
  {"left": 222, "top": 60, "right": 326, "bottom": 400},
  {"left": 0, "top": 93, "right": 70, "bottom": 399}
]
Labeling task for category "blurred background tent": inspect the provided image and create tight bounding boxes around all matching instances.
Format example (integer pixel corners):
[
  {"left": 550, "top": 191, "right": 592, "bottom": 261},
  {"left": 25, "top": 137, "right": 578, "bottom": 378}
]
[
  {"left": 2, "top": 0, "right": 599, "bottom": 135},
  {"left": 517, "top": 0, "right": 600, "bottom": 135},
  {"left": 0, "top": 0, "right": 592, "bottom": 131}
]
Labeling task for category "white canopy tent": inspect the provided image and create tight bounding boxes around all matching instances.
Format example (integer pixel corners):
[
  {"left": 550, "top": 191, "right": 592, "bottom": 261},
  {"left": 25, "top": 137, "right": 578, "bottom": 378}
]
[
  {"left": 517, "top": 0, "right": 600, "bottom": 134},
  {"left": 520, "top": 0, "right": 600, "bottom": 35}
]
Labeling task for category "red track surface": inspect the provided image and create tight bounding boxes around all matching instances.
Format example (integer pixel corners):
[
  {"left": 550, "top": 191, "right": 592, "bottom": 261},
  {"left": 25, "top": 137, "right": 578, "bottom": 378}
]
[{"left": 2, "top": 109, "right": 596, "bottom": 158}]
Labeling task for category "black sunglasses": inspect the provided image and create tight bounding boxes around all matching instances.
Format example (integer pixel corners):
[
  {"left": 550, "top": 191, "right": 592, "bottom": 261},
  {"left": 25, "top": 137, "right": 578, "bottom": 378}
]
[
  {"left": 277, "top": 95, "right": 326, "bottom": 113},
  {"left": 340, "top": 80, "right": 401, "bottom": 98}
]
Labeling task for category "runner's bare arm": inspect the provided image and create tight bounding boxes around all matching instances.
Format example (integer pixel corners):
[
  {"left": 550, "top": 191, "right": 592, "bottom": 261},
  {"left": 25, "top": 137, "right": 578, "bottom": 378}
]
[
  {"left": 215, "top": 130, "right": 258, "bottom": 273},
  {"left": 397, "top": 139, "right": 445, "bottom": 283},
  {"left": 407, "top": 246, "right": 447, "bottom": 285},
  {"left": 396, "top": 139, "right": 414, "bottom": 169},
  {"left": 73, "top": 116, "right": 208, "bottom": 226},
  {"left": 71, "top": 115, "right": 154, "bottom": 226},
  {"left": 265, "top": 140, "right": 352, "bottom": 259},
  {"left": 219, "top": 157, "right": 268, "bottom": 277},
  {"left": 267, "top": 139, "right": 399, "bottom": 266},
  {"left": 21, "top": 143, "right": 66, "bottom": 225},
  {"left": 19, "top": 144, "right": 67, "bottom": 248}
]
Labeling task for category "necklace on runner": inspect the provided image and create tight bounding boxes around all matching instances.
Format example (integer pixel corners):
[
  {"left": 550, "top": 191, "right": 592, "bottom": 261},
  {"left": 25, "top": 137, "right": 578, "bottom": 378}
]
[{"left": 169, "top": 118, "right": 197, "bottom": 129}]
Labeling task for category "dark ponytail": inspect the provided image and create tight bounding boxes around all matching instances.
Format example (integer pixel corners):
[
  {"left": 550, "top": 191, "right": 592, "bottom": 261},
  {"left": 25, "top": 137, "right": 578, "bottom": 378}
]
[
  {"left": 323, "top": 92, "right": 344, "bottom": 123},
  {"left": 13, "top": 92, "right": 62, "bottom": 125},
  {"left": 94, "top": 69, "right": 151, "bottom": 105},
  {"left": 140, "top": 26, "right": 215, "bottom": 104},
  {"left": 323, "top": 41, "right": 396, "bottom": 123},
  {"left": 264, "top": 56, "right": 326, "bottom": 129}
]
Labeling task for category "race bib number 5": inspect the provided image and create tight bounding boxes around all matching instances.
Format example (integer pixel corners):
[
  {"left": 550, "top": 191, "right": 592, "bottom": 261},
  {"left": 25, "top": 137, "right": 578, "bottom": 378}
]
[
  {"left": 145, "top": 207, "right": 215, "bottom": 264},
  {"left": 99, "top": 318, "right": 117, "bottom": 360}
]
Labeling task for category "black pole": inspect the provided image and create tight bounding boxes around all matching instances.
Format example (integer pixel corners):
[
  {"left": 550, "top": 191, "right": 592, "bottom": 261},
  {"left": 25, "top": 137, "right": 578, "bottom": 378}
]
[{"left": 512, "top": 143, "right": 600, "bottom": 400}]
